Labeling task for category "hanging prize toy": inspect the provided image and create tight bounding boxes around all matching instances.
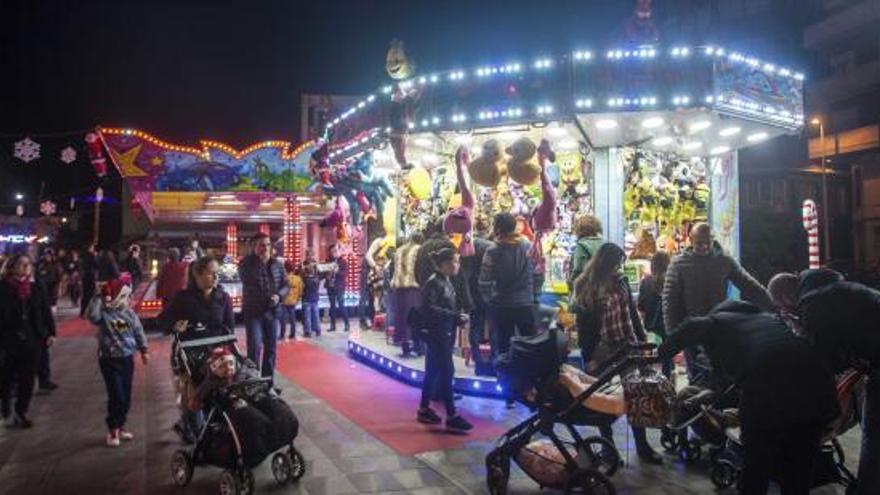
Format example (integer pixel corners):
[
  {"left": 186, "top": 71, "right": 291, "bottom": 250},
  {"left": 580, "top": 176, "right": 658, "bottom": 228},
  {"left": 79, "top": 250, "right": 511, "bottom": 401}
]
[
  {"left": 85, "top": 132, "right": 107, "bottom": 177},
  {"left": 443, "top": 146, "right": 475, "bottom": 256},
  {"left": 803, "top": 199, "right": 820, "bottom": 269},
  {"left": 309, "top": 138, "right": 333, "bottom": 187},
  {"left": 528, "top": 140, "right": 558, "bottom": 274}
]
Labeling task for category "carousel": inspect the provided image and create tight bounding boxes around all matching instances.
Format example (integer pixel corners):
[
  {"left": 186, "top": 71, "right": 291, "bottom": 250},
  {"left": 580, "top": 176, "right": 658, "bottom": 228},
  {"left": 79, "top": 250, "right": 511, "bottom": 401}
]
[{"left": 321, "top": 38, "right": 805, "bottom": 397}]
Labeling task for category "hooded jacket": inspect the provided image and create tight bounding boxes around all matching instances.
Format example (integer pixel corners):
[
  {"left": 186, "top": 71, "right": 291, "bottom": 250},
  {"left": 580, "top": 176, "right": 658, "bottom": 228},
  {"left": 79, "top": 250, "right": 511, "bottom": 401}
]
[
  {"left": 659, "top": 300, "right": 839, "bottom": 428},
  {"left": 663, "top": 244, "right": 773, "bottom": 333},
  {"left": 479, "top": 234, "right": 534, "bottom": 308},
  {"left": 87, "top": 296, "right": 148, "bottom": 359},
  {"left": 798, "top": 272, "right": 880, "bottom": 373},
  {"left": 567, "top": 236, "right": 604, "bottom": 290}
]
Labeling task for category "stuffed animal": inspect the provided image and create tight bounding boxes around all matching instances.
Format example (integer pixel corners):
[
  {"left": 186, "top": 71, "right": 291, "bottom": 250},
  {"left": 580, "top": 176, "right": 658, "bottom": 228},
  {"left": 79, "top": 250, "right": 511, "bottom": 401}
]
[
  {"left": 385, "top": 39, "right": 414, "bottom": 80},
  {"left": 528, "top": 140, "right": 559, "bottom": 274},
  {"left": 630, "top": 230, "right": 658, "bottom": 260},
  {"left": 443, "top": 146, "right": 475, "bottom": 256},
  {"left": 506, "top": 137, "right": 541, "bottom": 186},
  {"left": 468, "top": 139, "right": 504, "bottom": 187}
]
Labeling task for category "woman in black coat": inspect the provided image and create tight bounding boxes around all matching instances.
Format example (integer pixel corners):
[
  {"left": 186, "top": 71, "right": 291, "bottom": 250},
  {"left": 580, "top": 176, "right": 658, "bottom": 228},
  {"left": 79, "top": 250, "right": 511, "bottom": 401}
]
[{"left": 0, "top": 254, "right": 56, "bottom": 428}]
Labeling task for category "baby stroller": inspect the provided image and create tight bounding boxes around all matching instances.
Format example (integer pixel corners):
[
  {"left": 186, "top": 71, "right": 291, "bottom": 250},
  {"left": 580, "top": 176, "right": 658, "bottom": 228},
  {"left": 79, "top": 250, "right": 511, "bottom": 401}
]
[
  {"left": 486, "top": 329, "right": 661, "bottom": 494},
  {"left": 660, "top": 381, "right": 739, "bottom": 464},
  {"left": 707, "top": 367, "right": 865, "bottom": 492},
  {"left": 169, "top": 334, "right": 305, "bottom": 495}
]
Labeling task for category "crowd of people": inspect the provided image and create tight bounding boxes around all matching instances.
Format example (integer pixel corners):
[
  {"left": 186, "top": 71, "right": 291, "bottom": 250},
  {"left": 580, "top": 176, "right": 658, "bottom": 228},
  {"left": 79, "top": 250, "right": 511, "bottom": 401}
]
[{"left": 3, "top": 211, "right": 880, "bottom": 494}]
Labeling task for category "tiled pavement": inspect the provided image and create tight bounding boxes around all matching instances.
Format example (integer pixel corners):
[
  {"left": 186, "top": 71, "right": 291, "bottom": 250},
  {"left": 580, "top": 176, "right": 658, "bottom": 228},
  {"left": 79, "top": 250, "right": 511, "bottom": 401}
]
[{"left": 0, "top": 309, "right": 860, "bottom": 494}]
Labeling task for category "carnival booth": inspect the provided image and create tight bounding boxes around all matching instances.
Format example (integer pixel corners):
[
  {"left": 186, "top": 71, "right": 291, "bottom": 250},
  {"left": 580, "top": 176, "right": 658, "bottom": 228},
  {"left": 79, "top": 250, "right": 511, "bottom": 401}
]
[
  {"left": 97, "top": 128, "right": 369, "bottom": 320},
  {"left": 324, "top": 42, "right": 804, "bottom": 397}
]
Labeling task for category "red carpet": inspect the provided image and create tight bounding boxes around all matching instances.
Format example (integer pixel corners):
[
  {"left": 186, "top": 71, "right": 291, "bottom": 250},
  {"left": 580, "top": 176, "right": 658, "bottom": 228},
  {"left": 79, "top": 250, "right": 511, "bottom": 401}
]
[
  {"left": 56, "top": 316, "right": 95, "bottom": 338},
  {"left": 275, "top": 341, "right": 508, "bottom": 455}
]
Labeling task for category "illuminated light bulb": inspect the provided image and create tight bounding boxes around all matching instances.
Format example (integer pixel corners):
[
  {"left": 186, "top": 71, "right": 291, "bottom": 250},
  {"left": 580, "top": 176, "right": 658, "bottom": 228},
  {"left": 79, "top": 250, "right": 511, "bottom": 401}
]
[
  {"left": 682, "top": 141, "right": 703, "bottom": 151},
  {"left": 641, "top": 117, "right": 664, "bottom": 129},
  {"left": 429, "top": 74, "right": 438, "bottom": 83},
  {"left": 719, "top": 126, "right": 741, "bottom": 137},
  {"left": 747, "top": 132, "right": 768, "bottom": 143},
  {"left": 689, "top": 120, "right": 712, "bottom": 133},
  {"left": 652, "top": 136, "right": 674, "bottom": 146},
  {"left": 710, "top": 145, "right": 731, "bottom": 155},
  {"left": 595, "top": 119, "right": 618, "bottom": 130}
]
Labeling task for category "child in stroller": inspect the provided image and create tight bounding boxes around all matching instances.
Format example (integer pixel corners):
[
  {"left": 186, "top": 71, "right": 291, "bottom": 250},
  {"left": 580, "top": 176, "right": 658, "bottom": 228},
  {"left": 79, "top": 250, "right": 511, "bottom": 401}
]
[
  {"left": 169, "top": 334, "right": 305, "bottom": 495},
  {"left": 487, "top": 329, "right": 667, "bottom": 494}
]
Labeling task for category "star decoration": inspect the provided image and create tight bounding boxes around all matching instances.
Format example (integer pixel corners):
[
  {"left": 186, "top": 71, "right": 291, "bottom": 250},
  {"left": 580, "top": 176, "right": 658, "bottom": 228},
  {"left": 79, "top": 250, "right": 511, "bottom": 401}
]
[{"left": 110, "top": 144, "right": 148, "bottom": 177}]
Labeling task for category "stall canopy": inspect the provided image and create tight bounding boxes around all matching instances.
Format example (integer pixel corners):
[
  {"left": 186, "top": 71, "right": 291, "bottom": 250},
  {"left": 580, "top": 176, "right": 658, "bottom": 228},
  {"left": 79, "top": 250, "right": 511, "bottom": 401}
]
[{"left": 98, "top": 128, "right": 329, "bottom": 223}]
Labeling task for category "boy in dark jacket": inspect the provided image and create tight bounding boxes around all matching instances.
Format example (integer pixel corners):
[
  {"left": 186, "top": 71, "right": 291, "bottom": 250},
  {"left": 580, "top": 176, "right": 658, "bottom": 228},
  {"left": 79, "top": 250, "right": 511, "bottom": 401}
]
[
  {"left": 301, "top": 251, "right": 321, "bottom": 337},
  {"left": 416, "top": 248, "right": 472, "bottom": 432},
  {"left": 87, "top": 273, "right": 150, "bottom": 447}
]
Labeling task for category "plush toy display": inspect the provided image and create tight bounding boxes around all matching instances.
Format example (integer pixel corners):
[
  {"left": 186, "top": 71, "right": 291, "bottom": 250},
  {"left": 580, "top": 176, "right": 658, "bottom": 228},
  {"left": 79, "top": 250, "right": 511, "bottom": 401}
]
[
  {"left": 468, "top": 139, "right": 504, "bottom": 187},
  {"left": 443, "top": 146, "right": 475, "bottom": 256},
  {"left": 506, "top": 137, "right": 541, "bottom": 186}
]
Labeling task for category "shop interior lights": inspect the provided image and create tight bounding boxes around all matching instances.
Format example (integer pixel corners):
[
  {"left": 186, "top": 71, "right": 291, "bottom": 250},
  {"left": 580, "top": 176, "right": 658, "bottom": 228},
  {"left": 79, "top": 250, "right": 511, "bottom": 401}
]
[{"left": 225, "top": 223, "right": 239, "bottom": 260}]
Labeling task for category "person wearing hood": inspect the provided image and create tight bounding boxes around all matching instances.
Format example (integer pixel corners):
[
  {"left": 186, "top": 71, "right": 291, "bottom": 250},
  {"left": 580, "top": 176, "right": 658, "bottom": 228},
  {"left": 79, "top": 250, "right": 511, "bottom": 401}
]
[
  {"left": 567, "top": 215, "right": 604, "bottom": 292},
  {"left": 479, "top": 213, "right": 536, "bottom": 357},
  {"left": 659, "top": 300, "right": 839, "bottom": 494},
  {"left": 0, "top": 254, "right": 56, "bottom": 428},
  {"left": 87, "top": 272, "right": 149, "bottom": 447},
  {"left": 662, "top": 223, "right": 774, "bottom": 382},
  {"left": 773, "top": 268, "right": 880, "bottom": 495}
]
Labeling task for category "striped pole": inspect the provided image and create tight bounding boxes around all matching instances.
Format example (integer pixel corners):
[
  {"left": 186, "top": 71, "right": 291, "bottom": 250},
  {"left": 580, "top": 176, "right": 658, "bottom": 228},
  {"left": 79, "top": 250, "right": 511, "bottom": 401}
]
[{"left": 802, "top": 199, "right": 820, "bottom": 269}]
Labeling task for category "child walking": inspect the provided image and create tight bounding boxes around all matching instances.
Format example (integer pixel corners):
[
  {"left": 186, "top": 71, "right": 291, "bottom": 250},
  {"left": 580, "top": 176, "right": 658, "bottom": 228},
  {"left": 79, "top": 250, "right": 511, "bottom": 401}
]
[
  {"left": 416, "top": 248, "right": 472, "bottom": 432},
  {"left": 281, "top": 260, "right": 303, "bottom": 341},
  {"left": 86, "top": 273, "right": 150, "bottom": 447}
]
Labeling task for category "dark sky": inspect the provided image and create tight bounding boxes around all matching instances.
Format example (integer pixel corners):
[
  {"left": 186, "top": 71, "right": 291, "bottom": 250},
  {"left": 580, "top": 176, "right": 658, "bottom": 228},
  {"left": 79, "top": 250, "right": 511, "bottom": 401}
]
[{"left": 0, "top": 0, "right": 810, "bottom": 207}]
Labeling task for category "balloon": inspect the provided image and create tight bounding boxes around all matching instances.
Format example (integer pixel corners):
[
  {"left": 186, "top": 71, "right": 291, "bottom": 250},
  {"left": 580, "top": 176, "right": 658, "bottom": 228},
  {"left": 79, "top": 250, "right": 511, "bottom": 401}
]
[
  {"left": 382, "top": 196, "right": 397, "bottom": 235},
  {"left": 406, "top": 166, "right": 431, "bottom": 200}
]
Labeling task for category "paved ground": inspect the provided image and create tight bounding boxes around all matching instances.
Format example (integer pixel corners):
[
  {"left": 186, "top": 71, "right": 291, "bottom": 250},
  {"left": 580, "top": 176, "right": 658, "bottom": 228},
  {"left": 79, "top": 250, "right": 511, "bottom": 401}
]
[{"left": 0, "top": 305, "right": 861, "bottom": 494}]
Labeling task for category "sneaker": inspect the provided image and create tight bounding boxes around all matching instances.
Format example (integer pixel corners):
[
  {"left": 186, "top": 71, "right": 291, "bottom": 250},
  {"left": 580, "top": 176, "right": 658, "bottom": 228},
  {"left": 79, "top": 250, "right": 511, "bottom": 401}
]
[
  {"left": 344, "top": 325, "right": 350, "bottom": 332},
  {"left": 303, "top": 333, "right": 312, "bottom": 338},
  {"left": 39, "top": 381, "right": 59, "bottom": 391},
  {"left": 417, "top": 408, "right": 442, "bottom": 425},
  {"left": 12, "top": 413, "right": 33, "bottom": 429},
  {"left": 328, "top": 327, "right": 337, "bottom": 333},
  {"left": 118, "top": 429, "right": 134, "bottom": 441},
  {"left": 106, "top": 431, "right": 120, "bottom": 447},
  {"left": 445, "top": 415, "right": 473, "bottom": 432}
]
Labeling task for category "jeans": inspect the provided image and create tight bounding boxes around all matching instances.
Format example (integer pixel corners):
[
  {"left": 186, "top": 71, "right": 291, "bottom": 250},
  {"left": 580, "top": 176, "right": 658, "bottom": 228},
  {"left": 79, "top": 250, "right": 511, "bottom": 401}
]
[
  {"left": 327, "top": 289, "right": 349, "bottom": 330},
  {"left": 420, "top": 324, "right": 456, "bottom": 416},
  {"left": 493, "top": 305, "right": 536, "bottom": 356},
  {"left": 359, "top": 268, "right": 375, "bottom": 326},
  {"left": 740, "top": 420, "right": 825, "bottom": 495},
  {"left": 302, "top": 302, "right": 320, "bottom": 336},
  {"left": 0, "top": 341, "right": 41, "bottom": 416},
  {"left": 468, "top": 302, "right": 488, "bottom": 364},
  {"left": 99, "top": 356, "right": 134, "bottom": 430},
  {"left": 245, "top": 310, "right": 279, "bottom": 380},
  {"left": 279, "top": 305, "right": 297, "bottom": 339},
  {"left": 857, "top": 367, "right": 880, "bottom": 495}
]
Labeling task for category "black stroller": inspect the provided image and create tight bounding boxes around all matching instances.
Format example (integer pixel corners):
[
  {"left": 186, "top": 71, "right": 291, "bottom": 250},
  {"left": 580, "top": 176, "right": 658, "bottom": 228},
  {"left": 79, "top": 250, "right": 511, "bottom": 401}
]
[
  {"left": 169, "top": 334, "right": 305, "bottom": 495},
  {"left": 487, "top": 329, "right": 660, "bottom": 494}
]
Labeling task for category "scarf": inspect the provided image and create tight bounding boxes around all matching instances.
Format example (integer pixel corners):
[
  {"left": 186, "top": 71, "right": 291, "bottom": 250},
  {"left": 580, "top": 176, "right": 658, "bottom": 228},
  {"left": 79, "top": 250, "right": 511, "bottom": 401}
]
[{"left": 5, "top": 275, "right": 32, "bottom": 301}]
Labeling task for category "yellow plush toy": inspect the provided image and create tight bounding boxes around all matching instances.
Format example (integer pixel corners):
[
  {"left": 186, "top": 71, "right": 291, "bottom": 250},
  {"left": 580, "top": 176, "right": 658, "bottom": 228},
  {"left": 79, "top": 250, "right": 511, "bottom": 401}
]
[
  {"left": 406, "top": 165, "right": 431, "bottom": 200},
  {"left": 468, "top": 139, "right": 504, "bottom": 187},
  {"left": 505, "top": 137, "right": 541, "bottom": 186}
]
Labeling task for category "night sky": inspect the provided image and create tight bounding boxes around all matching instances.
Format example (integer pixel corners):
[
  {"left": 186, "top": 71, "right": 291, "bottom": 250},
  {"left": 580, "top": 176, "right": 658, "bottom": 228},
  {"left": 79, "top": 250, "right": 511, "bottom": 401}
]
[{"left": 0, "top": 0, "right": 809, "bottom": 212}]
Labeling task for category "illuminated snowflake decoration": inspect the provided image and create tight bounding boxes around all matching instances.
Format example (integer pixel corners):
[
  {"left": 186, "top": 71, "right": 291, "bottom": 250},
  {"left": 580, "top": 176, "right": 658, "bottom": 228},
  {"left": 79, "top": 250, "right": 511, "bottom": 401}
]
[
  {"left": 40, "top": 200, "right": 57, "bottom": 216},
  {"left": 14, "top": 137, "right": 41, "bottom": 163},
  {"left": 60, "top": 146, "right": 77, "bottom": 164}
]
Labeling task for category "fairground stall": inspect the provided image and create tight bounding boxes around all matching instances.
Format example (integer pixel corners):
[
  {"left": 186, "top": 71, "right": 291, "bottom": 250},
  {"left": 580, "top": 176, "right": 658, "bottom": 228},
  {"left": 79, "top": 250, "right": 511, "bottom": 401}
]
[
  {"left": 323, "top": 43, "right": 804, "bottom": 397},
  {"left": 98, "top": 128, "right": 367, "bottom": 320}
]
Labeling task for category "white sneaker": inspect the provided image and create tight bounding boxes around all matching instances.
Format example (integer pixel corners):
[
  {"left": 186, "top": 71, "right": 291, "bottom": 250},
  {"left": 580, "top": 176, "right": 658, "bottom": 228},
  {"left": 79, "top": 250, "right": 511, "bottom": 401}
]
[
  {"left": 106, "top": 431, "right": 120, "bottom": 447},
  {"left": 118, "top": 429, "right": 134, "bottom": 441}
]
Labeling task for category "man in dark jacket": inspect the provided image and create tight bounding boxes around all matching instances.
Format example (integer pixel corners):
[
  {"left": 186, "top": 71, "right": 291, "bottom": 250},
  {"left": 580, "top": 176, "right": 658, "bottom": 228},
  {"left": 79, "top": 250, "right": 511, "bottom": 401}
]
[
  {"left": 238, "top": 233, "right": 289, "bottom": 382},
  {"left": 415, "top": 221, "right": 473, "bottom": 314},
  {"left": 659, "top": 300, "right": 839, "bottom": 495},
  {"left": 462, "top": 235, "right": 494, "bottom": 369},
  {"left": 479, "top": 213, "right": 535, "bottom": 357},
  {"left": 324, "top": 244, "right": 350, "bottom": 332},
  {"left": 790, "top": 268, "right": 880, "bottom": 495}
]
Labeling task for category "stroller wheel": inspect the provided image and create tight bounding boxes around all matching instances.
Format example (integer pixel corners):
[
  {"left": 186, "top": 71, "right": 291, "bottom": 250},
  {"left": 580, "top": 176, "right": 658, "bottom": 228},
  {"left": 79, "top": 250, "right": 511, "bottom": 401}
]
[
  {"left": 679, "top": 439, "right": 702, "bottom": 464},
  {"left": 710, "top": 459, "right": 738, "bottom": 489},
  {"left": 289, "top": 447, "right": 306, "bottom": 481},
  {"left": 219, "top": 470, "right": 239, "bottom": 495},
  {"left": 271, "top": 453, "right": 292, "bottom": 485},
  {"left": 170, "top": 449, "right": 193, "bottom": 487},
  {"left": 485, "top": 450, "right": 510, "bottom": 495},
  {"left": 564, "top": 468, "right": 616, "bottom": 495},
  {"left": 660, "top": 428, "right": 679, "bottom": 452},
  {"left": 579, "top": 436, "right": 621, "bottom": 477}
]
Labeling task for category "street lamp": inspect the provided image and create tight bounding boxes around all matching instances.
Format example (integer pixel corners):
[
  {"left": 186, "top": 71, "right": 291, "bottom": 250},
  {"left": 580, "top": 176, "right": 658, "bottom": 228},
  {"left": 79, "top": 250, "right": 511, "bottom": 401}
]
[
  {"left": 14, "top": 193, "right": 23, "bottom": 201},
  {"left": 811, "top": 117, "right": 831, "bottom": 263}
]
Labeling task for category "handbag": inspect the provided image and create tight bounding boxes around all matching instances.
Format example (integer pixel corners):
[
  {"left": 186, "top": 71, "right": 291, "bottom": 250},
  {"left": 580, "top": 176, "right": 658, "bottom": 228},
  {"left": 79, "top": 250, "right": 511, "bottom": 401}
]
[{"left": 623, "top": 366, "right": 675, "bottom": 428}]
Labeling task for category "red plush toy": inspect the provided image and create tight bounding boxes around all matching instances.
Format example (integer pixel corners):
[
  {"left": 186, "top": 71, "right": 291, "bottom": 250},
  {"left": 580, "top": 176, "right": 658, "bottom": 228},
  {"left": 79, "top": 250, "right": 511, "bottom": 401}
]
[{"left": 85, "top": 132, "right": 107, "bottom": 177}]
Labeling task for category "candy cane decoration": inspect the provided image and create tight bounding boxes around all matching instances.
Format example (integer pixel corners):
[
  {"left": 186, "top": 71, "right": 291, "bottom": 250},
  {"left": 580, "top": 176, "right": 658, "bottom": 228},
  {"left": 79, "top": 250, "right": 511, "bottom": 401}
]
[{"left": 802, "top": 199, "right": 820, "bottom": 269}]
